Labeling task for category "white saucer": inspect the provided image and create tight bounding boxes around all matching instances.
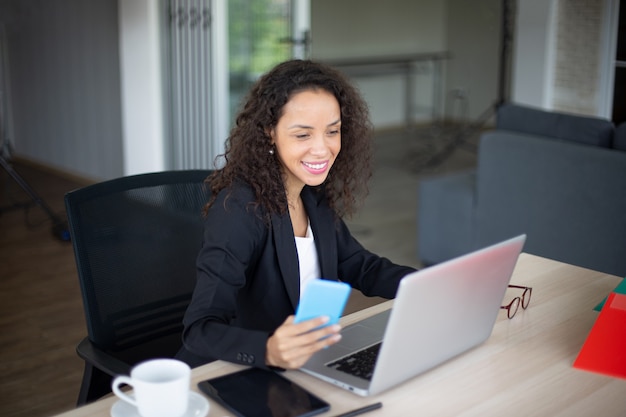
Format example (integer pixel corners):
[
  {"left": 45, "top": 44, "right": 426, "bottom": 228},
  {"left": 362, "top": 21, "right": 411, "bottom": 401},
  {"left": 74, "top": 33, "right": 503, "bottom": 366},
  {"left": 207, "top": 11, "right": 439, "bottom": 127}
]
[{"left": 110, "top": 391, "right": 210, "bottom": 417}]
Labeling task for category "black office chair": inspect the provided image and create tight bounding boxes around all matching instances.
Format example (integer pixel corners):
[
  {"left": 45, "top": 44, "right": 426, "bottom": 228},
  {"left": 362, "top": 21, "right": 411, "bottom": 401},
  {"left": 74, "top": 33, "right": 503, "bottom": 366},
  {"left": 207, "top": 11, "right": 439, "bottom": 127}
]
[{"left": 64, "top": 170, "right": 212, "bottom": 405}]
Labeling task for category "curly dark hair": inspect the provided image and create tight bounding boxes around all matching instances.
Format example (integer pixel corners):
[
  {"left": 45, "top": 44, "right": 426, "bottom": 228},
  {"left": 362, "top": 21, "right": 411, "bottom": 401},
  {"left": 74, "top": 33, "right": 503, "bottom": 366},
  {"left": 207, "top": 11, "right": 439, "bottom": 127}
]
[{"left": 205, "top": 59, "right": 373, "bottom": 221}]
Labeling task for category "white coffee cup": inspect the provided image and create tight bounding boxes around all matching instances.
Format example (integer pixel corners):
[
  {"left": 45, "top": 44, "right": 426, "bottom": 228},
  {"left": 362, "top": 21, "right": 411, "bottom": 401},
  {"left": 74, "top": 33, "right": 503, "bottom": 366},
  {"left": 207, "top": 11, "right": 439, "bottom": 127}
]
[{"left": 112, "top": 359, "right": 191, "bottom": 417}]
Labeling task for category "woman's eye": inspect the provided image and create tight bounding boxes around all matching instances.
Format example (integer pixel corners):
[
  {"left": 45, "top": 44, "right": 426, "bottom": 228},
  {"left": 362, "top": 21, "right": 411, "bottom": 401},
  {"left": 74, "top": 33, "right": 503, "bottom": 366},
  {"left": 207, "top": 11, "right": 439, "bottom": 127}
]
[
  {"left": 295, "top": 133, "right": 310, "bottom": 139},
  {"left": 328, "top": 130, "right": 340, "bottom": 136}
]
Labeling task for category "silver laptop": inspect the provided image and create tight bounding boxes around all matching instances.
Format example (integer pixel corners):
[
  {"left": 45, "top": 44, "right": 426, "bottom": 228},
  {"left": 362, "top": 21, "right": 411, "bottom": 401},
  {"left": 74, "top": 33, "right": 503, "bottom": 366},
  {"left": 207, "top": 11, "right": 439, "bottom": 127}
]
[{"left": 300, "top": 234, "right": 526, "bottom": 396}]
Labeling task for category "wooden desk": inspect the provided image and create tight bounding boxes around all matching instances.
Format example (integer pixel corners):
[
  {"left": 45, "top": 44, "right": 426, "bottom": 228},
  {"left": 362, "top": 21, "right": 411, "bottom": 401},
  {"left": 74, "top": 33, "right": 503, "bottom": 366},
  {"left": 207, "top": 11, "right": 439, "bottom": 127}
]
[{"left": 56, "top": 253, "right": 626, "bottom": 416}]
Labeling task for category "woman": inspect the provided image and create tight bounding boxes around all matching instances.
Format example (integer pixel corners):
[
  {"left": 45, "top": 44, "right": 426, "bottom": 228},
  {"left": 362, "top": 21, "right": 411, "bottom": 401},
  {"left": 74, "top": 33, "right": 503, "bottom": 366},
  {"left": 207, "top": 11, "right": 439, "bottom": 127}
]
[{"left": 176, "top": 59, "right": 416, "bottom": 370}]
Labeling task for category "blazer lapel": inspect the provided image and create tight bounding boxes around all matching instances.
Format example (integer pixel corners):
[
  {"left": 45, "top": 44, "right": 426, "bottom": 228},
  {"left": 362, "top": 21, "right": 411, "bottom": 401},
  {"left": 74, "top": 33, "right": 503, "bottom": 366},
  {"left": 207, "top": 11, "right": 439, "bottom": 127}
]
[
  {"left": 273, "top": 187, "right": 339, "bottom": 310},
  {"left": 271, "top": 211, "right": 300, "bottom": 309},
  {"left": 301, "top": 187, "right": 337, "bottom": 281}
]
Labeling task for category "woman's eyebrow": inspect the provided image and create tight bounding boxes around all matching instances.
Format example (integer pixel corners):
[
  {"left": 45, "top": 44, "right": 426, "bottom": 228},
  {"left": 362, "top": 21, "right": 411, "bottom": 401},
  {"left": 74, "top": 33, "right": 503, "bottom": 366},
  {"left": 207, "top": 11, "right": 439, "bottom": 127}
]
[
  {"left": 287, "top": 119, "right": 340, "bottom": 130},
  {"left": 288, "top": 124, "right": 314, "bottom": 129}
]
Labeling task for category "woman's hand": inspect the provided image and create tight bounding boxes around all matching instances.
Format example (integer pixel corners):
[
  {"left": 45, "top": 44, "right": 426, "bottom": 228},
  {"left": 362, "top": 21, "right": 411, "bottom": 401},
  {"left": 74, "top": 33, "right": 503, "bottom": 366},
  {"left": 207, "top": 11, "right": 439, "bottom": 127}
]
[{"left": 266, "top": 315, "right": 342, "bottom": 369}]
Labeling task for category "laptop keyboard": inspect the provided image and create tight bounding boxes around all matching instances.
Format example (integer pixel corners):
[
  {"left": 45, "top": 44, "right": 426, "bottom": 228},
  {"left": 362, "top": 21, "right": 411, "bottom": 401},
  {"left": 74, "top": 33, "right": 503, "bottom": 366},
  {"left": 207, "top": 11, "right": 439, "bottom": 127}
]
[{"left": 326, "top": 342, "right": 382, "bottom": 381}]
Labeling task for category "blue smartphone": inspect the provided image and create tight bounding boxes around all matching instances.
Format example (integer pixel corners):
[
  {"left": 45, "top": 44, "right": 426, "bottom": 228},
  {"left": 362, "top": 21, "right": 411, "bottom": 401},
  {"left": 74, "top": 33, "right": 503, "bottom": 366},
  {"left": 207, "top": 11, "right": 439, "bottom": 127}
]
[{"left": 294, "top": 279, "right": 351, "bottom": 325}]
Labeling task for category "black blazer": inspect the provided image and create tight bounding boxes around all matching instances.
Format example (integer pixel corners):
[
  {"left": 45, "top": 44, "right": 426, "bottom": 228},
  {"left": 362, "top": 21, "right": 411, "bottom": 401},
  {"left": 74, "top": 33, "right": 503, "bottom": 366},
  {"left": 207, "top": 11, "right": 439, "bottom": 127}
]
[{"left": 176, "top": 183, "right": 416, "bottom": 368}]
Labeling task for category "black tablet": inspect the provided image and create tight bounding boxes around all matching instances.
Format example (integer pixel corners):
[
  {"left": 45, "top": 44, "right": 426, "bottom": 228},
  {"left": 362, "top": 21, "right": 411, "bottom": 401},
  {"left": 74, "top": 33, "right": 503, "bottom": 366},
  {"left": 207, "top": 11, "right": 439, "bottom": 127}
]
[{"left": 198, "top": 368, "right": 330, "bottom": 417}]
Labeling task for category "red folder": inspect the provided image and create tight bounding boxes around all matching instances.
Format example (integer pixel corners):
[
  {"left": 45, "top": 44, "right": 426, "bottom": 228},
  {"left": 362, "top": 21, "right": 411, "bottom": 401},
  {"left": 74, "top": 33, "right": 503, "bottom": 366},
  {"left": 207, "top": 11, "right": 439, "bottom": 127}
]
[{"left": 573, "top": 292, "right": 626, "bottom": 379}]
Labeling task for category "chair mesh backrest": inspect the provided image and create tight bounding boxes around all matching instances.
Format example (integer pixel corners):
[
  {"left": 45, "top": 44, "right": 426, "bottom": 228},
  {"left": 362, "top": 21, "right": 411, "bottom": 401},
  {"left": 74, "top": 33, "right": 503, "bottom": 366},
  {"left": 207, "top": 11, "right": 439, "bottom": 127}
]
[{"left": 65, "top": 170, "right": 212, "bottom": 352}]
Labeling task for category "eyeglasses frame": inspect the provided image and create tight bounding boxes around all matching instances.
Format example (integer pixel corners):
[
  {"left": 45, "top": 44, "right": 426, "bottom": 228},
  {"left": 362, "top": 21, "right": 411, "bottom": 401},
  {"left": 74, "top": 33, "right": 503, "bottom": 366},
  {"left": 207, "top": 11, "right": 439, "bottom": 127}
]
[{"left": 501, "top": 285, "right": 532, "bottom": 319}]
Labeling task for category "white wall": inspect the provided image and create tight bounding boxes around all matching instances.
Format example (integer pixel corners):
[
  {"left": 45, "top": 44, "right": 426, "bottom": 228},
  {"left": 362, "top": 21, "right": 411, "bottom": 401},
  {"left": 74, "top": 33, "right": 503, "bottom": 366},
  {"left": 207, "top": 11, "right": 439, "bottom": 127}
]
[
  {"left": 511, "top": 0, "right": 557, "bottom": 109},
  {"left": 0, "top": 0, "right": 167, "bottom": 180},
  {"left": 311, "top": 0, "right": 445, "bottom": 60},
  {"left": 311, "top": 0, "right": 502, "bottom": 127},
  {"left": 118, "top": 0, "right": 166, "bottom": 176},
  {"left": 311, "top": 0, "right": 448, "bottom": 128},
  {"left": 445, "top": 0, "right": 501, "bottom": 121}
]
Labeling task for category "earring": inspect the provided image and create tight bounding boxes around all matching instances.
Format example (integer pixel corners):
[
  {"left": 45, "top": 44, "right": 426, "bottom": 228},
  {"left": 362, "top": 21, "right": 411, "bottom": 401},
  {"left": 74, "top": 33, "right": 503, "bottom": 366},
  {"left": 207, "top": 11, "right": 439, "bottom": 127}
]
[{"left": 269, "top": 148, "right": 274, "bottom": 155}]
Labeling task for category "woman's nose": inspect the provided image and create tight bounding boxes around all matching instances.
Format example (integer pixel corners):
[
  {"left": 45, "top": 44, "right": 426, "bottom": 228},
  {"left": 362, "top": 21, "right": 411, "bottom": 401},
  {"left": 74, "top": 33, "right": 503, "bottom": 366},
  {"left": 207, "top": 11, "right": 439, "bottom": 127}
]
[{"left": 309, "top": 134, "right": 328, "bottom": 155}]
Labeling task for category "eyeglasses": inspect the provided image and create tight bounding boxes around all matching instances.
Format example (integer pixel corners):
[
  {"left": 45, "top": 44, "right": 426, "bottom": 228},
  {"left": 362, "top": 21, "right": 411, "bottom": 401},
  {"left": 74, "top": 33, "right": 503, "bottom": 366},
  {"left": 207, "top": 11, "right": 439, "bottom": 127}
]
[{"left": 500, "top": 285, "right": 532, "bottom": 319}]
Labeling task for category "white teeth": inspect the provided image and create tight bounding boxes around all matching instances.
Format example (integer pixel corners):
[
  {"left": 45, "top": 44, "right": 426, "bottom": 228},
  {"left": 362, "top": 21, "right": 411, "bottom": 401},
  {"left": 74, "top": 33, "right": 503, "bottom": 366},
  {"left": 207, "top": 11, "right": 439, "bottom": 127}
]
[{"left": 303, "top": 161, "right": 326, "bottom": 170}]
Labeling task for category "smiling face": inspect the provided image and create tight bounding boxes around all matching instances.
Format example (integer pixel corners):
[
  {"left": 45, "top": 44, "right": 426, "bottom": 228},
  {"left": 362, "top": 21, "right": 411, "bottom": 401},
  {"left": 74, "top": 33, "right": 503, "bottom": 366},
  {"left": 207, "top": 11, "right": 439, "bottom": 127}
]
[{"left": 270, "top": 89, "right": 341, "bottom": 199}]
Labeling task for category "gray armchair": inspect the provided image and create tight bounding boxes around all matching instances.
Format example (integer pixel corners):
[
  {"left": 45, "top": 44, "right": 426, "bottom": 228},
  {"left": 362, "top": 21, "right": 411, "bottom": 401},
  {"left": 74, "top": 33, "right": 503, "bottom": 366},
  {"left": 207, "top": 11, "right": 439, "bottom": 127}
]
[{"left": 418, "top": 103, "right": 626, "bottom": 277}]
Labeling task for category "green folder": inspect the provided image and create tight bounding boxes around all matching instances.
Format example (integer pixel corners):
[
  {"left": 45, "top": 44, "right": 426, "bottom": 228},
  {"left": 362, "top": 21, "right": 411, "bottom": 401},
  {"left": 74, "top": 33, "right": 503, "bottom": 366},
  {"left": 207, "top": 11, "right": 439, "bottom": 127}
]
[{"left": 593, "top": 277, "right": 626, "bottom": 311}]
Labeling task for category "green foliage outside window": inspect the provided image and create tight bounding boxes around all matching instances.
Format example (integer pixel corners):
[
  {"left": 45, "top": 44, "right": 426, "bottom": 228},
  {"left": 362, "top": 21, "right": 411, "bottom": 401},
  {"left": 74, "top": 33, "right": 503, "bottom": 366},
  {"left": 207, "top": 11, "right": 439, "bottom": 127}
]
[
  {"left": 228, "top": 0, "right": 291, "bottom": 124},
  {"left": 229, "top": 0, "right": 290, "bottom": 83}
]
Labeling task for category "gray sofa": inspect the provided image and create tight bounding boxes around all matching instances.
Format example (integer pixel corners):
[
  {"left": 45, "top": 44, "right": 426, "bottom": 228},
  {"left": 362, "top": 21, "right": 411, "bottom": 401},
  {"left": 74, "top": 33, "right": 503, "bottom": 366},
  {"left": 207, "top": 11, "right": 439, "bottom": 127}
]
[{"left": 418, "top": 103, "right": 626, "bottom": 277}]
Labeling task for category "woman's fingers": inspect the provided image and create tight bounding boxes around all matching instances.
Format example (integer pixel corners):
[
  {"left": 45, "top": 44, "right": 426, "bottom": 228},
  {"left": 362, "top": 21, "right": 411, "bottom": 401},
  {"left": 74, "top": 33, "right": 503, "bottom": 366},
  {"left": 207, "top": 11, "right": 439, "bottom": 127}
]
[{"left": 266, "top": 316, "right": 342, "bottom": 369}]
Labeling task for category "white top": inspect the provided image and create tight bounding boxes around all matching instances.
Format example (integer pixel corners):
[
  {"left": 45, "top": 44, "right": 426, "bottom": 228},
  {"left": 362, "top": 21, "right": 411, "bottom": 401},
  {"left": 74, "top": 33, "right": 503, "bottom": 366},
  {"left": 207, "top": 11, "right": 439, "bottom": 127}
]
[{"left": 295, "top": 221, "right": 321, "bottom": 300}]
